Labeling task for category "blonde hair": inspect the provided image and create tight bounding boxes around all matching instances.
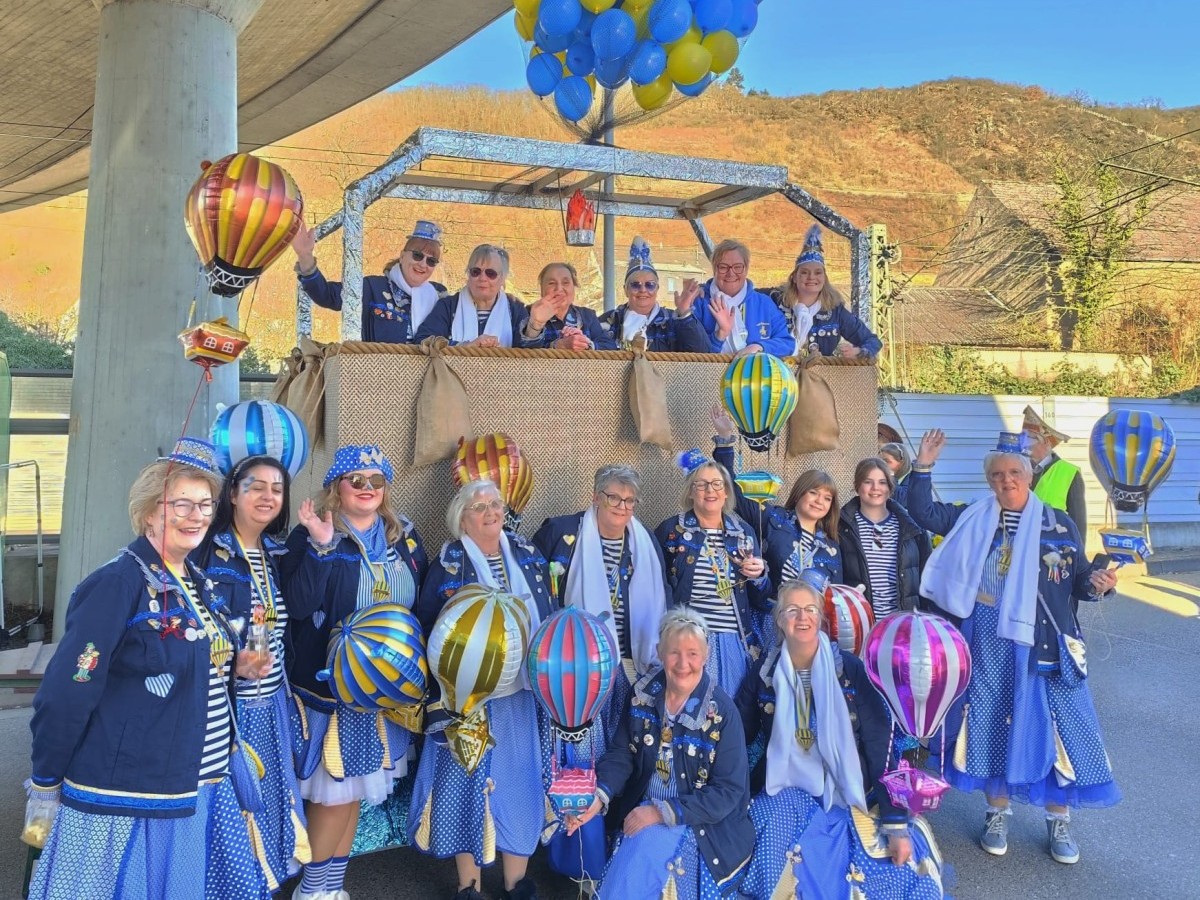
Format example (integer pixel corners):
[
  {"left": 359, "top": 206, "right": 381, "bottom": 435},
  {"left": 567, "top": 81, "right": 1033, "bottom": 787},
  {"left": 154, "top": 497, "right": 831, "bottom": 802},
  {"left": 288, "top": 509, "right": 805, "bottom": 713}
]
[
  {"left": 711, "top": 239, "right": 750, "bottom": 270},
  {"left": 315, "top": 479, "right": 405, "bottom": 545},
  {"left": 783, "top": 263, "right": 846, "bottom": 313},
  {"left": 128, "top": 461, "right": 221, "bottom": 535},
  {"left": 681, "top": 461, "right": 735, "bottom": 515}
]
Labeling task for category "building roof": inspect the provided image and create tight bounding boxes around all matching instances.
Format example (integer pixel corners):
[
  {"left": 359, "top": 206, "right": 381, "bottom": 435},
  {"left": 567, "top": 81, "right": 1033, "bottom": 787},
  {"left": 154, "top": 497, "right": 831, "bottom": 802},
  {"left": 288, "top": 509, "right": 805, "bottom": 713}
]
[{"left": 894, "top": 285, "right": 1049, "bottom": 349}]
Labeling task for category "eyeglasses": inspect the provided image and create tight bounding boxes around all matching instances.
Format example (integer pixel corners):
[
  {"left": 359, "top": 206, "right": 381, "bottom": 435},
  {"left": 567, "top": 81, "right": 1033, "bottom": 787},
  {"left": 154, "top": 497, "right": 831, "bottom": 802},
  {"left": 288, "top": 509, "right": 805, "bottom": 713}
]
[
  {"left": 599, "top": 491, "right": 639, "bottom": 509},
  {"left": 469, "top": 267, "right": 500, "bottom": 280},
  {"left": 780, "top": 605, "right": 821, "bottom": 620},
  {"left": 467, "top": 499, "right": 504, "bottom": 514},
  {"left": 408, "top": 249, "right": 440, "bottom": 266},
  {"left": 159, "top": 498, "right": 215, "bottom": 517},
  {"left": 340, "top": 473, "right": 387, "bottom": 490},
  {"left": 627, "top": 280, "right": 657, "bottom": 291},
  {"left": 716, "top": 263, "right": 746, "bottom": 275},
  {"left": 692, "top": 479, "right": 727, "bottom": 493}
]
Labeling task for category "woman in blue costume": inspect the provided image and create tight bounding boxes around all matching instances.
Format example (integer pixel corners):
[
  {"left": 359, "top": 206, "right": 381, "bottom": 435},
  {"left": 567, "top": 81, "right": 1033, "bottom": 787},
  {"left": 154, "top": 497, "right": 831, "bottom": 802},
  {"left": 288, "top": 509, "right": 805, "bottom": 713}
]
[
  {"left": 566, "top": 607, "right": 755, "bottom": 900},
  {"left": 769, "top": 225, "right": 882, "bottom": 359},
  {"left": 599, "top": 238, "right": 711, "bottom": 352},
  {"left": 194, "top": 454, "right": 310, "bottom": 891},
  {"left": 737, "top": 576, "right": 945, "bottom": 900},
  {"left": 413, "top": 245, "right": 527, "bottom": 347},
  {"left": 909, "top": 428, "right": 1120, "bottom": 865},
  {"left": 409, "top": 479, "right": 556, "bottom": 900},
  {"left": 282, "top": 445, "right": 428, "bottom": 900},
  {"left": 518, "top": 262, "right": 620, "bottom": 350},
  {"left": 690, "top": 238, "right": 795, "bottom": 357},
  {"left": 655, "top": 453, "right": 771, "bottom": 700},
  {"left": 28, "top": 440, "right": 272, "bottom": 900},
  {"left": 531, "top": 464, "right": 669, "bottom": 882}
]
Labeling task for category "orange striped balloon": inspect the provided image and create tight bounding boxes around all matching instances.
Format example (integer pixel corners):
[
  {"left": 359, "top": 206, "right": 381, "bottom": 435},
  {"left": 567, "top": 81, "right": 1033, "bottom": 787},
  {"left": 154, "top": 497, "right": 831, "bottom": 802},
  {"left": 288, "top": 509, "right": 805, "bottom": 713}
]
[
  {"left": 451, "top": 433, "right": 534, "bottom": 515},
  {"left": 184, "top": 153, "right": 304, "bottom": 297}
]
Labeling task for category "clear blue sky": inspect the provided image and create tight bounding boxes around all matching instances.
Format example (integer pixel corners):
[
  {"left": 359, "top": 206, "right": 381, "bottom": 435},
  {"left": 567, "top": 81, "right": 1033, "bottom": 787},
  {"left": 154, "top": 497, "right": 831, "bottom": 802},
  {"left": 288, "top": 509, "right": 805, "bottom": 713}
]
[{"left": 400, "top": 1, "right": 1200, "bottom": 109}]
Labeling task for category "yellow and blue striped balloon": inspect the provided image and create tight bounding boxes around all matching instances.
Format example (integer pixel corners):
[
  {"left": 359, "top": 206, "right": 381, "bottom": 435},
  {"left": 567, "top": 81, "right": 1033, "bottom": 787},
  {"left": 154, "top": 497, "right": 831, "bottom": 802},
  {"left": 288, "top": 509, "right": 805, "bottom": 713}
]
[
  {"left": 721, "top": 353, "right": 799, "bottom": 452},
  {"left": 1088, "top": 409, "right": 1176, "bottom": 512},
  {"left": 322, "top": 603, "right": 428, "bottom": 713}
]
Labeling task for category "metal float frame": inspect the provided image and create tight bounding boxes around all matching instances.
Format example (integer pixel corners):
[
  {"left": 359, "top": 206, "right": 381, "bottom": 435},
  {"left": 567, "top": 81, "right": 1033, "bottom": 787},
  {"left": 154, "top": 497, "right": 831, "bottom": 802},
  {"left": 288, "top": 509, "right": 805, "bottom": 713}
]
[{"left": 297, "top": 127, "right": 869, "bottom": 341}]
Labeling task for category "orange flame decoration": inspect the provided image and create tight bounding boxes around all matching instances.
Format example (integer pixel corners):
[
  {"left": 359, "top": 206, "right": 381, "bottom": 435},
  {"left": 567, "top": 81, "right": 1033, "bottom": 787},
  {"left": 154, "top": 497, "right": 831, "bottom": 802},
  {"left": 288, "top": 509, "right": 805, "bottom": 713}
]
[
  {"left": 565, "top": 189, "right": 596, "bottom": 247},
  {"left": 178, "top": 316, "right": 250, "bottom": 381},
  {"left": 184, "top": 153, "right": 304, "bottom": 297}
]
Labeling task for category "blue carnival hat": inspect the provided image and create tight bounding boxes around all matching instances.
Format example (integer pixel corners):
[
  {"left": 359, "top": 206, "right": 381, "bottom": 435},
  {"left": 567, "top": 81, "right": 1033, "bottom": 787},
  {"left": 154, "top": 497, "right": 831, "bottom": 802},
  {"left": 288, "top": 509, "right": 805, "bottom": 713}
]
[
  {"left": 409, "top": 220, "right": 443, "bottom": 244},
  {"left": 626, "top": 236, "right": 657, "bottom": 279},
  {"left": 797, "top": 567, "right": 832, "bottom": 596},
  {"left": 324, "top": 444, "right": 396, "bottom": 487},
  {"left": 159, "top": 437, "right": 222, "bottom": 477},
  {"left": 995, "top": 431, "right": 1034, "bottom": 455},
  {"left": 795, "top": 223, "right": 825, "bottom": 267},
  {"left": 676, "top": 448, "right": 710, "bottom": 477}
]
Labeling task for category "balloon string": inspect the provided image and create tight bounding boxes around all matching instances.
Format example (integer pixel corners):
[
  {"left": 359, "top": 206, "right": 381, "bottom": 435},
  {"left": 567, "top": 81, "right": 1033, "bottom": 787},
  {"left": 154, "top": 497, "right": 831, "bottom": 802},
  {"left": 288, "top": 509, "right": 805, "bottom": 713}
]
[{"left": 239, "top": 279, "right": 261, "bottom": 333}]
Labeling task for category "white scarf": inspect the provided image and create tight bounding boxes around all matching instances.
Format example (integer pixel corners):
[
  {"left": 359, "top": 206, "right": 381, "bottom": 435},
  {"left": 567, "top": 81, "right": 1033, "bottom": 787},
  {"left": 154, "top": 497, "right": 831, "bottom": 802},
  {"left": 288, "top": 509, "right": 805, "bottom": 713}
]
[
  {"left": 386, "top": 263, "right": 439, "bottom": 332},
  {"left": 716, "top": 283, "right": 749, "bottom": 352},
  {"left": 621, "top": 304, "right": 661, "bottom": 345},
  {"left": 766, "top": 634, "right": 867, "bottom": 812},
  {"left": 919, "top": 492, "right": 1045, "bottom": 646},
  {"left": 450, "top": 288, "right": 514, "bottom": 347},
  {"left": 791, "top": 299, "right": 821, "bottom": 347},
  {"left": 562, "top": 506, "right": 666, "bottom": 675},
  {"left": 459, "top": 532, "right": 537, "bottom": 696}
]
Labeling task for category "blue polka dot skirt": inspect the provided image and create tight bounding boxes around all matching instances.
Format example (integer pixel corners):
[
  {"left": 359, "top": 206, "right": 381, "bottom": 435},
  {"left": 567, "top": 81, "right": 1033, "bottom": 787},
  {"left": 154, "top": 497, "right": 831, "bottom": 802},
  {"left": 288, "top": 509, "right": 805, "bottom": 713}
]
[
  {"left": 597, "top": 818, "right": 722, "bottom": 900},
  {"left": 297, "top": 698, "right": 414, "bottom": 807},
  {"left": 704, "top": 631, "right": 751, "bottom": 701},
  {"left": 29, "top": 776, "right": 271, "bottom": 900},
  {"left": 408, "top": 689, "right": 547, "bottom": 866}
]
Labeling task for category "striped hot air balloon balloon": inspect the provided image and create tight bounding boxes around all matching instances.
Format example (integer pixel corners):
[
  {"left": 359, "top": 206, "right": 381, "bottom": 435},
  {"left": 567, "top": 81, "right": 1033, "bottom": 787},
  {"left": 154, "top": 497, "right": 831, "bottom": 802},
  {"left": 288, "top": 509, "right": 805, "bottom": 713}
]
[
  {"left": 526, "top": 608, "right": 616, "bottom": 742},
  {"left": 721, "top": 353, "right": 799, "bottom": 452},
  {"left": 451, "top": 433, "right": 534, "bottom": 530},
  {"left": 184, "top": 153, "right": 304, "bottom": 296},
  {"left": 320, "top": 604, "right": 428, "bottom": 712},
  {"left": 209, "top": 399, "right": 309, "bottom": 478},
  {"left": 823, "top": 584, "right": 874, "bottom": 656},
  {"left": 863, "top": 611, "right": 971, "bottom": 741},
  {"left": 1089, "top": 409, "right": 1176, "bottom": 513},
  {"left": 734, "top": 470, "right": 783, "bottom": 505}
]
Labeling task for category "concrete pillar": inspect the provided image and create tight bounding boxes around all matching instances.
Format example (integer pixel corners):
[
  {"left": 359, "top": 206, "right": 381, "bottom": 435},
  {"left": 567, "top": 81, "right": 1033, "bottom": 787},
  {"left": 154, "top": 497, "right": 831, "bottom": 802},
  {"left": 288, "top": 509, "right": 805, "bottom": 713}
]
[{"left": 56, "top": 0, "right": 262, "bottom": 637}]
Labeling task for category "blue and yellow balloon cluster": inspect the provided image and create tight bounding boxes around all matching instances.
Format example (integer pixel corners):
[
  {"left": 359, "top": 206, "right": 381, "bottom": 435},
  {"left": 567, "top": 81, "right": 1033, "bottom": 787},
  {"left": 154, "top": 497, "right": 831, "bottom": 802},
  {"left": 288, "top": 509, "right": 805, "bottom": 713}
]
[{"left": 516, "top": 0, "right": 760, "bottom": 121}]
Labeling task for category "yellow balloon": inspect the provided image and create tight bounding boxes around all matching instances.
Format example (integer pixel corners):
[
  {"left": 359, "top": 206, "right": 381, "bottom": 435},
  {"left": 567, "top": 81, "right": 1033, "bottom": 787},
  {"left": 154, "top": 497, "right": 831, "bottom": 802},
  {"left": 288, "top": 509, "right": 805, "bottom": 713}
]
[
  {"left": 580, "top": 0, "right": 616, "bottom": 11},
  {"left": 667, "top": 42, "right": 712, "bottom": 85},
  {"left": 665, "top": 24, "right": 701, "bottom": 52},
  {"left": 633, "top": 73, "right": 673, "bottom": 111},
  {"left": 513, "top": 0, "right": 540, "bottom": 17},
  {"left": 515, "top": 11, "right": 536, "bottom": 41},
  {"left": 702, "top": 30, "right": 739, "bottom": 74},
  {"left": 628, "top": 6, "right": 650, "bottom": 39}
]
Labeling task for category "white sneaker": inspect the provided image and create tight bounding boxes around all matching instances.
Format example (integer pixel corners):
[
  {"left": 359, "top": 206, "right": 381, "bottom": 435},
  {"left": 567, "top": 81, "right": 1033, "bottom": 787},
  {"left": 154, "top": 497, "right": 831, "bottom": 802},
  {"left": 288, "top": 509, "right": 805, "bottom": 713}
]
[{"left": 291, "top": 888, "right": 332, "bottom": 900}]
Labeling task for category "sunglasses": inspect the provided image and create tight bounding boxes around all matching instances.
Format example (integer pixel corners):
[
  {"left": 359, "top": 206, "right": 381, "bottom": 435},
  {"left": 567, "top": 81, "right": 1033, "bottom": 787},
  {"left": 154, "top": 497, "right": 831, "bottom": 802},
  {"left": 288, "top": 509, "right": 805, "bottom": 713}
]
[
  {"left": 469, "top": 267, "right": 500, "bottom": 280},
  {"left": 340, "top": 473, "right": 386, "bottom": 490},
  {"left": 628, "top": 280, "right": 658, "bottom": 291},
  {"left": 408, "top": 249, "right": 440, "bottom": 266}
]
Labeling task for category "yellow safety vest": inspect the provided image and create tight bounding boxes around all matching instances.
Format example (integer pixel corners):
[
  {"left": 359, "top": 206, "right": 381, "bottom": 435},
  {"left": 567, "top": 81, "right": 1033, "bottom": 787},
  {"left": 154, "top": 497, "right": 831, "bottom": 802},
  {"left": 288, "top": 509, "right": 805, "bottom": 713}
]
[{"left": 1034, "top": 458, "right": 1079, "bottom": 511}]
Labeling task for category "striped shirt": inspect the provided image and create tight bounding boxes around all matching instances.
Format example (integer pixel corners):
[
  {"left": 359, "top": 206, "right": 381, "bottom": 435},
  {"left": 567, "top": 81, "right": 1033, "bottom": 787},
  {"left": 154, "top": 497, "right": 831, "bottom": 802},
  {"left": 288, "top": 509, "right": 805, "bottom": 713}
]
[
  {"left": 181, "top": 575, "right": 232, "bottom": 781},
  {"left": 601, "top": 536, "right": 631, "bottom": 659},
  {"left": 238, "top": 547, "right": 287, "bottom": 699},
  {"left": 687, "top": 529, "right": 740, "bottom": 634},
  {"left": 1001, "top": 510, "right": 1022, "bottom": 536},
  {"left": 856, "top": 512, "right": 900, "bottom": 617},
  {"left": 486, "top": 554, "right": 509, "bottom": 591},
  {"left": 354, "top": 547, "right": 416, "bottom": 611},
  {"left": 780, "top": 529, "right": 818, "bottom": 583}
]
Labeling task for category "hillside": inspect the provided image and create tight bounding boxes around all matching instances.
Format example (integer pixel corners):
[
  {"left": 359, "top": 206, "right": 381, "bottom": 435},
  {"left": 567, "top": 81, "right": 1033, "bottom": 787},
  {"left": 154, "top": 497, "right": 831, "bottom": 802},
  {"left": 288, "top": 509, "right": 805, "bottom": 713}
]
[{"left": 2, "top": 78, "right": 1198, "bottom": 360}]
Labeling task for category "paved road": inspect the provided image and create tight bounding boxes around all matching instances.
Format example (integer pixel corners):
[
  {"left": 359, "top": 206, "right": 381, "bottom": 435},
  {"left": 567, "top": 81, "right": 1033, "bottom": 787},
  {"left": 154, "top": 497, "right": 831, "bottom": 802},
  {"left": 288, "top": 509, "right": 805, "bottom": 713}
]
[{"left": 1, "top": 574, "right": 1196, "bottom": 899}]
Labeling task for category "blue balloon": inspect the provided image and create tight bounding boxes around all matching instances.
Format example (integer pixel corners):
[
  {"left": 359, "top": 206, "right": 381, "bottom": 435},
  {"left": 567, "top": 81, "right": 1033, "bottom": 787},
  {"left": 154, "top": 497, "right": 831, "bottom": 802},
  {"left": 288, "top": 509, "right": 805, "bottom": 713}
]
[
  {"left": 591, "top": 9, "right": 637, "bottom": 60},
  {"left": 628, "top": 39, "right": 667, "bottom": 85},
  {"left": 694, "top": 0, "right": 732, "bottom": 32},
  {"left": 535, "top": 22, "right": 574, "bottom": 52},
  {"left": 594, "top": 53, "right": 632, "bottom": 89},
  {"left": 554, "top": 75, "right": 593, "bottom": 122},
  {"left": 566, "top": 39, "right": 596, "bottom": 76},
  {"left": 1088, "top": 409, "right": 1177, "bottom": 512},
  {"left": 209, "top": 400, "right": 309, "bottom": 478},
  {"left": 573, "top": 8, "right": 596, "bottom": 40},
  {"left": 648, "top": 0, "right": 691, "bottom": 44},
  {"left": 675, "top": 73, "right": 714, "bottom": 96},
  {"left": 526, "top": 52, "right": 564, "bottom": 97},
  {"left": 538, "top": 0, "right": 583, "bottom": 36},
  {"left": 727, "top": 0, "right": 758, "bottom": 37}
]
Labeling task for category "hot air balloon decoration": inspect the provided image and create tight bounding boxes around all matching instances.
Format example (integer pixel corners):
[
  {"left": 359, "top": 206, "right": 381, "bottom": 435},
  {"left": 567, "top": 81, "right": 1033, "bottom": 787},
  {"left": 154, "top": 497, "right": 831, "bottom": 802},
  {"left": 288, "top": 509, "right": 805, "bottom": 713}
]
[
  {"left": 184, "top": 153, "right": 304, "bottom": 297},
  {"left": 1097, "top": 527, "right": 1152, "bottom": 567},
  {"left": 823, "top": 584, "right": 874, "bottom": 656},
  {"left": 734, "top": 470, "right": 783, "bottom": 506},
  {"left": 564, "top": 190, "right": 597, "bottom": 247},
  {"left": 427, "top": 585, "right": 531, "bottom": 774},
  {"left": 210, "top": 399, "right": 310, "bottom": 478},
  {"left": 879, "top": 759, "right": 952, "bottom": 814},
  {"left": 721, "top": 353, "right": 799, "bottom": 452},
  {"left": 178, "top": 315, "right": 250, "bottom": 381},
  {"left": 451, "top": 433, "right": 534, "bottom": 532},
  {"left": 1089, "top": 409, "right": 1176, "bottom": 513}
]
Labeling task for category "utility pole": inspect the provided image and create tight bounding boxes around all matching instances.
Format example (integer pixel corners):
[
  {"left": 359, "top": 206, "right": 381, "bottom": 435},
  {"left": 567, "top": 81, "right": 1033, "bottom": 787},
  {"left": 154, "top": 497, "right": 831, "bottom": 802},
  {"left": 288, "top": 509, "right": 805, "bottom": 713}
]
[{"left": 867, "top": 224, "right": 900, "bottom": 388}]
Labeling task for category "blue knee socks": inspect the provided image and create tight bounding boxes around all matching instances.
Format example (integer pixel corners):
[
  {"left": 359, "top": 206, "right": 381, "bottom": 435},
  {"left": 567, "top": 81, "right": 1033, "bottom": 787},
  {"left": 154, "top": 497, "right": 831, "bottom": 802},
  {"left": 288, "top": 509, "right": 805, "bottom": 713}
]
[
  {"left": 299, "top": 858, "right": 331, "bottom": 893},
  {"left": 325, "top": 856, "right": 350, "bottom": 892}
]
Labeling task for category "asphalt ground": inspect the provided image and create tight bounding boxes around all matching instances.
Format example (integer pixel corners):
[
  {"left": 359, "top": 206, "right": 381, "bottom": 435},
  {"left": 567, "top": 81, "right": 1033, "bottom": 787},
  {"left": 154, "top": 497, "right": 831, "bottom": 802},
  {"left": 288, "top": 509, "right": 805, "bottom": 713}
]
[{"left": 1, "top": 573, "right": 1196, "bottom": 899}]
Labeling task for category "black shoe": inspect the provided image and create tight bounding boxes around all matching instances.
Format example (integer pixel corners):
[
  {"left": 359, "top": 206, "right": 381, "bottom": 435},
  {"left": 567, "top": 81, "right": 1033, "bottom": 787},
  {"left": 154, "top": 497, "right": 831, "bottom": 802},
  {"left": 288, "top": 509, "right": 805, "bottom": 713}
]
[
  {"left": 453, "top": 881, "right": 484, "bottom": 900},
  {"left": 500, "top": 877, "right": 538, "bottom": 900}
]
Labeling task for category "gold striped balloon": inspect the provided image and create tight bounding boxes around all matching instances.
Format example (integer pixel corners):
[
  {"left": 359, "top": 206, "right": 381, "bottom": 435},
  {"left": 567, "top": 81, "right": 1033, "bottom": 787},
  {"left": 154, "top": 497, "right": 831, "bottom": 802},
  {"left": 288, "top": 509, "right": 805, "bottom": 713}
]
[
  {"left": 184, "top": 153, "right": 304, "bottom": 297},
  {"left": 427, "top": 584, "right": 531, "bottom": 720},
  {"left": 451, "top": 433, "right": 535, "bottom": 519}
]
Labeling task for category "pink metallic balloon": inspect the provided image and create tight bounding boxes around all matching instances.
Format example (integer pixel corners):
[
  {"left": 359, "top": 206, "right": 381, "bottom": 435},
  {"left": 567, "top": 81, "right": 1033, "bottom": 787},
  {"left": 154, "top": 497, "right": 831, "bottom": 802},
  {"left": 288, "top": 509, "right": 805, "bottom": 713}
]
[
  {"left": 863, "top": 611, "right": 971, "bottom": 740},
  {"left": 823, "top": 584, "right": 874, "bottom": 656}
]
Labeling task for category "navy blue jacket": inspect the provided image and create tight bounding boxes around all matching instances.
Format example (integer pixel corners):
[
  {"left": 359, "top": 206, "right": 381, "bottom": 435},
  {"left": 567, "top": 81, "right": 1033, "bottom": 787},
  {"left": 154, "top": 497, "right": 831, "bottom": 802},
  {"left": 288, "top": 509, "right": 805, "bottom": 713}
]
[
  {"left": 837, "top": 498, "right": 931, "bottom": 613},
  {"left": 692, "top": 279, "right": 796, "bottom": 357},
  {"left": 713, "top": 443, "right": 842, "bottom": 589},
  {"left": 892, "top": 475, "right": 911, "bottom": 509},
  {"left": 598, "top": 305, "right": 711, "bottom": 353},
  {"left": 31, "top": 538, "right": 237, "bottom": 818},
  {"left": 905, "top": 470, "right": 1104, "bottom": 669},
  {"left": 192, "top": 529, "right": 287, "bottom": 647},
  {"left": 736, "top": 647, "right": 906, "bottom": 827},
  {"left": 280, "top": 522, "right": 428, "bottom": 698},
  {"left": 411, "top": 291, "right": 529, "bottom": 346},
  {"left": 769, "top": 290, "right": 883, "bottom": 358},
  {"left": 517, "top": 304, "right": 619, "bottom": 350},
  {"left": 596, "top": 670, "right": 754, "bottom": 887},
  {"left": 298, "top": 268, "right": 447, "bottom": 343}
]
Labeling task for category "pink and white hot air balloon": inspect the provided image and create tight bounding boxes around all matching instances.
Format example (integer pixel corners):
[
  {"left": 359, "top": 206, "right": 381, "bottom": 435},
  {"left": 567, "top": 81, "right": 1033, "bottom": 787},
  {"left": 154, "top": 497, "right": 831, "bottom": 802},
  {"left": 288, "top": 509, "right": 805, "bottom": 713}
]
[
  {"left": 863, "top": 611, "right": 971, "bottom": 741},
  {"left": 823, "top": 584, "right": 874, "bottom": 656}
]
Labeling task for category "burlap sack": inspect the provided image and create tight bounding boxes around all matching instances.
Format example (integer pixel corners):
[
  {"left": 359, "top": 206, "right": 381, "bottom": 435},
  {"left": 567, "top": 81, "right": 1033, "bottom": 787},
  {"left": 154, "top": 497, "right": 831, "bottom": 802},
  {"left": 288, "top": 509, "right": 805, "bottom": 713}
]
[
  {"left": 628, "top": 342, "right": 673, "bottom": 450},
  {"left": 412, "top": 337, "right": 474, "bottom": 467},
  {"left": 270, "top": 336, "right": 327, "bottom": 450},
  {"left": 787, "top": 364, "right": 840, "bottom": 455}
]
